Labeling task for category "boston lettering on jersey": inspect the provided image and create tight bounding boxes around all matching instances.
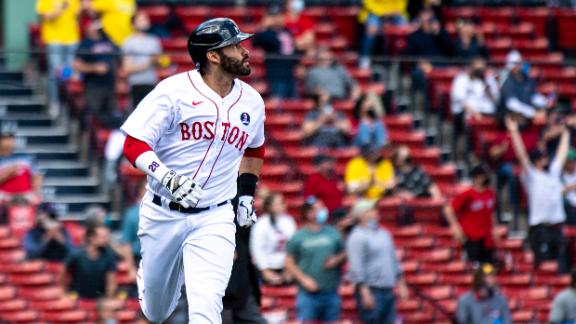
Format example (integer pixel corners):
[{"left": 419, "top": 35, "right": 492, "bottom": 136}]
[{"left": 179, "top": 121, "right": 250, "bottom": 151}]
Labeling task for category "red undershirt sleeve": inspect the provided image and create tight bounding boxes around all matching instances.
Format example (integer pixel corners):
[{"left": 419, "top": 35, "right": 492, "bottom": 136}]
[{"left": 123, "top": 135, "right": 153, "bottom": 166}]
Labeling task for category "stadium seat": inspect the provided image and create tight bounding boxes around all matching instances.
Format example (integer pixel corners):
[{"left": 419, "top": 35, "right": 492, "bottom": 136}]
[
  {"left": 405, "top": 273, "right": 438, "bottom": 286},
  {"left": 0, "top": 298, "right": 27, "bottom": 312},
  {"left": 40, "top": 309, "right": 87, "bottom": 322},
  {"left": 18, "top": 286, "right": 64, "bottom": 301},
  {"left": 0, "top": 310, "right": 39, "bottom": 322},
  {"left": 29, "top": 298, "right": 76, "bottom": 312},
  {"left": 9, "top": 273, "right": 54, "bottom": 286},
  {"left": 0, "top": 260, "right": 45, "bottom": 273}
]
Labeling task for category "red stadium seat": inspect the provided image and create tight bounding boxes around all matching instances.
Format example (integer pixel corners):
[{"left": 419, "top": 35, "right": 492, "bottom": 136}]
[
  {"left": 29, "top": 298, "right": 76, "bottom": 311},
  {"left": 405, "top": 273, "right": 438, "bottom": 286},
  {"left": 40, "top": 310, "right": 87, "bottom": 322},
  {"left": 0, "top": 260, "right": 45, "bottom": 273},
  {"left": 0, "top": 310, "right": 39, "bottom": 322},
  {"left": 19, "top": 286, "right": 64, "bottom": 301},
  {"left": 9, "top": 273, "right": 54, "bottom": 286},
  {"left": 0, "top": 298, "right": 27, "bottom": 312}
]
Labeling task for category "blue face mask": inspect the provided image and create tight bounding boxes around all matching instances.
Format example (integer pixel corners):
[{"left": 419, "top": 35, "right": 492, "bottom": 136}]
[
  {"left": 521, "top": 62, "right": 530, "bottom": 75},
  {"left": 315, "top": 208, "right": 329, "bottom": 224},
  {"left": 367, "top": 219, "right": 379, "bottom": 230}
]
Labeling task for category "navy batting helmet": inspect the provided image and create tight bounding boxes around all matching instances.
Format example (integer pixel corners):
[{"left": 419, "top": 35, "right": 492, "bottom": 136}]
[{"left": 187, "top": 18, "right": 253, "bottom": 66}]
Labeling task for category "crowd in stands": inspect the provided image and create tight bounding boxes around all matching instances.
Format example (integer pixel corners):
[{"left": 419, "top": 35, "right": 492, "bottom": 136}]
[{"left": 2, "top": 0, "right": 576, "bottom": 323}]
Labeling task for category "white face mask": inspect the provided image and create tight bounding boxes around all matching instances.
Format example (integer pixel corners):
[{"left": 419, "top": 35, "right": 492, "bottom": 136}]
[{"left": 290, "top": 0, "right": 305, "bottom": 13}]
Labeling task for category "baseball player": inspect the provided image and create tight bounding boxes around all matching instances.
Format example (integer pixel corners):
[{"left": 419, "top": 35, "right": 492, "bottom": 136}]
[{"left": 120, "top": 18, "right": 265, "bottom": 323}]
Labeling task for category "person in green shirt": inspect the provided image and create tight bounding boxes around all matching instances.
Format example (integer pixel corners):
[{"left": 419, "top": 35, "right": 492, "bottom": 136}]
[{"left": 285, "top": 196, "right": 346, "bottom": 323}]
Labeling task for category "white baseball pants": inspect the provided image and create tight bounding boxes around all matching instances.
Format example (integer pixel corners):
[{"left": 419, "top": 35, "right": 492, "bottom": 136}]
[{"left": 136, "top": 191, "right": 236, "bottom": 323}]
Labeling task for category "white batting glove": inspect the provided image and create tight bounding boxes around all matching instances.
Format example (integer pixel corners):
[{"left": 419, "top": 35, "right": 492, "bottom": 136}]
[
  {"left": 237, "top": 195, "right": 257, "bottom": 227},
  {"left": 162, "top": 170, "right": 204, "bottom": 208}
]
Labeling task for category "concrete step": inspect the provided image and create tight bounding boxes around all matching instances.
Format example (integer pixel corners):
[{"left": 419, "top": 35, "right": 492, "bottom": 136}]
[
  {"left": 42, "top": 194, "right": 111, "bottom": 214},
  {"left": 16, "top": 127, "right": 70, "bottom": 145},
  {"left": 0, "top": 71, "right": 24, "bottom": 82},
  {"left": 0, "top": 102, "right": 46, "bottom": 115},
  {"left": 2, "top": 112, "right": 56, "bottom": 127},
  {"left": 38, "top": 160, "right": 90, "bottom": 178},
  {"left": 16, "top": 144, "right": 79, "bottom": 161},
  {"left": 43, "top": 176, "right": 100, "bottom": 195},
  {"left": 0, "top": 86, "right": 33, "bottom": 96}
]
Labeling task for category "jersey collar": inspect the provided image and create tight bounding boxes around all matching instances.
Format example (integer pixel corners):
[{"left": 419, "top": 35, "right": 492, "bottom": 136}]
[{"left": 189, "top": 69, "right": 240, "bottom": 103}]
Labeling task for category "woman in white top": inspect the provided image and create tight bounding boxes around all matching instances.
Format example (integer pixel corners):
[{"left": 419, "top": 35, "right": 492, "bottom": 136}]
[{"left": 250, "top": 192, "right": 297, "bottom": 285}]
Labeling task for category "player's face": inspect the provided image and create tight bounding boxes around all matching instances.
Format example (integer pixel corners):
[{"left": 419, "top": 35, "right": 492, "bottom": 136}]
[{"left": 218, "top": 44, "right": 251, "bottom": 76}]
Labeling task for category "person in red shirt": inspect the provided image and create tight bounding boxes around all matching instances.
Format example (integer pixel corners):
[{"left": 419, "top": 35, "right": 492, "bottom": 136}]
[
  {"left": 444, "top": 163, "right": 498, "bottom": 265},
  {"left": 284, "top": 0, "right": 316, "bottom": 55},
  {"left": 0, "top": 123, "right": 42, "bottom": 203},
  {"left": 302, "top": 154, "right": 344, "bottom": 215}
]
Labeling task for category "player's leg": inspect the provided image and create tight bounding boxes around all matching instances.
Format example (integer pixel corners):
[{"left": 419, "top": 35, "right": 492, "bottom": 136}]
[
  {"left": 183, "top": 205, "right": 236, "bottom": 324},
  {"left": 137, "top": 197, "right": 187, "bottom": 323}
]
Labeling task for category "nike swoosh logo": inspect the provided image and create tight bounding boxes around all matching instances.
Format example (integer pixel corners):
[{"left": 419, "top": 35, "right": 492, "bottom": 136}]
[{"left": 192, "top": 101, "right": 203, "bottom": 106}]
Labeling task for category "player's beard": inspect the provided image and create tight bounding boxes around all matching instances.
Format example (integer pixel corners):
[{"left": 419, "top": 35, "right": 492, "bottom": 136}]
[{"left": 220, "top": 52, "right": 251, "bottom": 77}]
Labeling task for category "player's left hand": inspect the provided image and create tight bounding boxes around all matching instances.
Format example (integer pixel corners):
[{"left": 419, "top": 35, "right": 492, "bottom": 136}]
[{"left": 237, "top": 195, "right": 257, "bottom": 227}]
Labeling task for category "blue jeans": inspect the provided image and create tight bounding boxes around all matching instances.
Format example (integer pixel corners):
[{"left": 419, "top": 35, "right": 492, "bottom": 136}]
[
  {"left": 361, "top": 14, "right": 406, "bottom": 58},
  {"left": 268, "top": 78, "right": 297, "bottom": 99},
  {"left": 354, "top": 120, "right": 388, "bottom": 149},
  {"left": 354, "top": 287, "right": 396, "bottom": 324},
  {"left": 296, "top": 291, "right": 341, "bottom": 322},
  {"left": 46, "top": 43, "right": 77, "bottom": 104}
]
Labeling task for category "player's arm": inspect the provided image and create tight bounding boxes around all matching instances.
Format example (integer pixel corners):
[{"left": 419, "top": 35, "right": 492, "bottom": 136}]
[
  {"left": 123, "top": 135, "right": 203, "bottom": 207},
  {"left": 236, "top": 146, "right": 265, "bottom": 227}
]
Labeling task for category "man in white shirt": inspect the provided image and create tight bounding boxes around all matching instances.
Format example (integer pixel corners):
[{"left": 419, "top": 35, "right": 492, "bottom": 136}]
[
  {"left": 450, "top": 57, "right": 499, "bottom": 160},
  {"left": 506, "top": 115, "right": 570, "bottom": 272}
]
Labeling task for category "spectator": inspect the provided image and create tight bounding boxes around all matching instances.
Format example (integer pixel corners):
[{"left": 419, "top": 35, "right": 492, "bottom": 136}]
[
  {"left": 353, "top": 93, "right": 389, "bottom": 149},
  {"left": 73, "top": 20, "right": 120, "bottom": 128},
  {"left": 444, "top": 164, "right": 498, "bottom": 265},
  {"left": 305, "top": 47, "right": 361, "bottom": 102},
  {"left": 404, "top": 10, "right": 453, "bottom": 95},
  {"left": 390, "top": 145, "right": 442, "bottom": 199},
  {"left": 346, "top": 199, "right": 409, "bottom": 324},
  {"left": 499, "top": 50, "right": 552, "bottom": 119},
  {"left": 453, "top": 19, "right": 489, "bottom": 59},
  {"left": 252, "top": 5, "right": 298, "bottom": 99},
  {"left": 122, "top": 10, "right": 162, "bottom": 108},
  {"left": 450, "top": 56, "right": 499, "bottom": 159},
  {"left": 301, "top": 96, "right": 352, "bottom": 148},
  {"left": 549, "top": 268, "right": 576, "bottom": 324},
  {"left": 85, "top": 0, "right": 136, "bottom": 46},
  {"left": 36, "top": 0, "right": 81, "bottom": 111},
  {"left": 489, "top": 113, "right": 539, "bottom": 222},
  {"left": 285, "top": 197, "right": 346, "bottom": 323},
  {"left": 562, "top": 149, "right": 576, "bottom": 225},
  {"left": 345, "top": 144, "right": 395, "bottom": 199},
  {"left": 506, "top": 115, "right": 570, "bottom": 272},
  {"left": 60, "top": 224, "right": 118, "bottom": 299},
  {"left": 0, "top": 123, "right": 43, "bottom": 203},
  {"left": 284, "top": 0, "right": 316, "bottom": 55},
  {"left": 456, "top": 265, "right": 511, "bottom": 324},
  {"left": 23, "top": 203, "right": 73, "bottom": 262},
  {"left": 358, "top": 0, "right": 408, "bottom": 68},
  {"left": 303, "top": 154, "right": 345, "bottom": 214},
  {"left": 250, "top": 192, "right": 297, "bottom": 285}
]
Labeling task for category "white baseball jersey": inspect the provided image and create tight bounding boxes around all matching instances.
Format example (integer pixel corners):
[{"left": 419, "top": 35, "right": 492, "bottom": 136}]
[{"left": 121, "top": 70, "right": 265, "bottom": 207}]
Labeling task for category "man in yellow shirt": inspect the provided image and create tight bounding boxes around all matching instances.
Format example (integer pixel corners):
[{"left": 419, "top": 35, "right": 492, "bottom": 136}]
[
  {"left": 358, "top": 0, "right": 408, "bottom": 68},
  {"left": 36, "top": 0, "right": 80, "bottom": 109},
  {"left": 87, "top": 0, "right": 136, "bottom": 46},
  {"left": 345, "top": 144, "right": 395, "bottom": 199}
]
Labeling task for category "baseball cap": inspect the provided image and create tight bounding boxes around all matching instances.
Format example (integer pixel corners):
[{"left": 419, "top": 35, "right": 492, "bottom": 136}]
[
  {"left": 505, "top": 50, "right": 522, "bottom": 70},
  {"left": 351, "top": 199, "right": 377, "bottom": 218},
  {"left": 470, "top": 163, "right": 490, "bottom": 178}
]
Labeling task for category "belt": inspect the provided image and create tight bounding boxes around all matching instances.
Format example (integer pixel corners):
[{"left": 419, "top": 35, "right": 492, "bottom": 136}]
[{"left": 152, "top": 194, "right": 228, "bottom": 214}]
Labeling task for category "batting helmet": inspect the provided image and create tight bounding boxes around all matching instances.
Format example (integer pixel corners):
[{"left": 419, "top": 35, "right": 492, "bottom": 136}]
[{"left": 187, "top": 18, "right": 253, "bottom": 66}]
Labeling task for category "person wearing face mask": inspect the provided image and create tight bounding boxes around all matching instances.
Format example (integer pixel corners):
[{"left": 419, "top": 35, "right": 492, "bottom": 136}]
[
  {"left": 121, "top": 10, "right": 162, "bottom": 109},
  {"left": 285, "top": 197, "right": 346, "bottom": 323},
  {"left": 345, "top": 144, "right": 395, "bottom": 199},
  {"left": 456, "top": 264, "right": 511, "bottom": 324},
  {"left": 450, "top": 57, "right": 499, "bottom": 160},
  {"left": 390, "top": 145, "right": 442, "bottom": 200},
  {"left": 59, "top": 224, "right": 118, "bottom": 299},
  {"left": 250, "top": 192, "right": 297, "bottom": 285},
  {"left": 346, "top": 199, "right": 408, "bottom": 324},
  {"left": 284, "top": 0, "right": 316, "bottom": 56},
  {"left": 507, "top": 115, "right": 570, "bottom": 272},
  {"left": 443, "top": 163, "right": 499, "bottom": 266}
]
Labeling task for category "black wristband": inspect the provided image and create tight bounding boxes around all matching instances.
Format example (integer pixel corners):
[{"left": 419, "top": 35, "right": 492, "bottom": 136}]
[{"left": 238, "top": 173, "right": 258, "bottom": 196}]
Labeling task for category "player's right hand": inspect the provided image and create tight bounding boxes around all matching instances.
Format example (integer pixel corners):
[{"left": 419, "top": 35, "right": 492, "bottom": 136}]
[{"left": 162, "top": 170, "right": 204, "bottom": 208}]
